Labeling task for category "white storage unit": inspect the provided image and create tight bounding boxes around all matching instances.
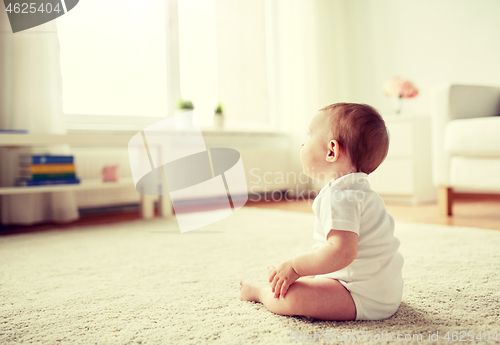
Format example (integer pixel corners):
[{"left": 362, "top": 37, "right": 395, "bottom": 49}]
[
  {"left": 0, "top": 132, "right": 169, "bottom": 219},
  {"left": 370, "top": 115, "right": 436, "bottom": 205},
  {"left": 0, "top": 129, "right": 296, "bottom": 219}
]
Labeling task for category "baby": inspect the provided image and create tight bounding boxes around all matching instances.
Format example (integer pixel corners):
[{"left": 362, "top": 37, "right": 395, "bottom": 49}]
[{"left": 240, "top": 102, "right": 404, "bottom": 321}]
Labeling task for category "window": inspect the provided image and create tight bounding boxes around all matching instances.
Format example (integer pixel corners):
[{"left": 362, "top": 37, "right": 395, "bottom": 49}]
[
  {"left": 178, "top": 0, "right": 269, "bottom": 128},
  {"left": 177, "top": 0, "right": 218, "bottom": 127},
  {"left": 57, "top": 0, "right": 169, "bottom": 119},
  {"left": 57, "top": 0, "right": 271, "bottom": 129}
]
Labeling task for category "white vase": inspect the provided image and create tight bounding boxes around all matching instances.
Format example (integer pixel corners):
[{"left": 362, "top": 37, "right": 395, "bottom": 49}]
[
  {"left": 214, "top": 113, "right": 224, "bottom": 128},
  {"left": 393, "top": 96, "right": 403, "bottom": 114}
]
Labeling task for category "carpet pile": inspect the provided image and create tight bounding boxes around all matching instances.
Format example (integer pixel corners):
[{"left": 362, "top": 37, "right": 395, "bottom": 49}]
[{"left": 1, "top": 207, "right": 499, "bottom": 344}]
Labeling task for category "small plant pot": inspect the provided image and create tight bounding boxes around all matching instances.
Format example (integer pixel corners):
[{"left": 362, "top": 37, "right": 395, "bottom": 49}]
[{"left": 214, "top": 113, "right": 224, "bottom": 128}]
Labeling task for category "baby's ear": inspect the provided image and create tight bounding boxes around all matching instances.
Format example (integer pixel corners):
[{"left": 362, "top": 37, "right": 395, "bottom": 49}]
[{"left": 325, "top": 140, "right": 339, "bottom": 163}]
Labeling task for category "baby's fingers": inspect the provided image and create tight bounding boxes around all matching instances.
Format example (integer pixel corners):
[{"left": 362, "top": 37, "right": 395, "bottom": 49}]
[
  {"left": 271, "top": 274, "right": 279, "bottom": 293},
  {"left": 280, "top": 281, "right": 290, "bottom": 298},
  {"left": 274, "top": 279, "right": 284, "bottom": 298},
  {"left": 268, "top": 269, "right": 277, "bottom": 284}
]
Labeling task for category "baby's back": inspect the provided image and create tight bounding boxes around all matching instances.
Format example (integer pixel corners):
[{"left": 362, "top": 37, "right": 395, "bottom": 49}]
[
  {"left": 314, "top": 179, "right": 405, "bottom": 320},
  {"left": 319, "top": 187, "right": 402, "bottom": 282}
]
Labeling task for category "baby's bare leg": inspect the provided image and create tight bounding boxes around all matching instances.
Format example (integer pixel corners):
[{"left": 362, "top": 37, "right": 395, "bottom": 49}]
[{"left": 240, "top": 268, "right": 356, "bottom": 321}]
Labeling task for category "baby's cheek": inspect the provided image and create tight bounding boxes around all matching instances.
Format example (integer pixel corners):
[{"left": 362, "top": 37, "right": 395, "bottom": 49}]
[
  {"left": 299, "top": 148, "right": 307, "bottom": 163},
  {"left": 300, "top": 155, "right": 310, "bottom": 171}
]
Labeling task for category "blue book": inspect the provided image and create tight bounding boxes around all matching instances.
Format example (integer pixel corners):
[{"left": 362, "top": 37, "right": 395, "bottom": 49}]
[
  {"left": 16, "top": 178, "right": 80, "bottom": 187},
  {"left": 0, "top": 129, "right": 29, "bottom": 134},
  {"left": 19, "top": 155, "right": 74, "bottom": 165}
]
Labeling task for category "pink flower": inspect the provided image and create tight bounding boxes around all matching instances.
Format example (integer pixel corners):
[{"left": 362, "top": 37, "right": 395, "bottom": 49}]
[{"left": 384, "top": 77, "right": 419, "bottom": 98}]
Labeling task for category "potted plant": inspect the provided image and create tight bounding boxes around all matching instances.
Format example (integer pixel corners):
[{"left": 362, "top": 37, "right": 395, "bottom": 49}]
[
  {"left": 214, "top": 103, "right": 224, "bottom": 128},
  {"left": 177, "top": 99, "right": 194, "bottom": 112}
]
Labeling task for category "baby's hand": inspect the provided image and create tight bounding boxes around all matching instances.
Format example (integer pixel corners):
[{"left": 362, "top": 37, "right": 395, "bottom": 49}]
[{"left": 268, "top": 259, "right": 300, "bottom": 298}]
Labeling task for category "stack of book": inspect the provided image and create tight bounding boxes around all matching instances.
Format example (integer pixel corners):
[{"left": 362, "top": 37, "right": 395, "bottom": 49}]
[{"left": 16, "top": 154, "right": 80, "bottom": 186}]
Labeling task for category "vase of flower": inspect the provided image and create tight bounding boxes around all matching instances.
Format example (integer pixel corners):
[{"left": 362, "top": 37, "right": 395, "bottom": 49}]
[{"left": 384, "top": 77, "right": 419, "bottom": 115}]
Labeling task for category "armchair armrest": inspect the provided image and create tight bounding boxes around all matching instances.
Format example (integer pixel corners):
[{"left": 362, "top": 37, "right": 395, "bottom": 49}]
[{"left": 430, "top": 84, "right": 500, "bottom": 186}]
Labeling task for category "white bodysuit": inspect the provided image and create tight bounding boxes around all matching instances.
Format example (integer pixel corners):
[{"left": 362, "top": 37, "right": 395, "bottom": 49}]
[{"left": 312, "top": 172, "right": 404, "bottom": 321}]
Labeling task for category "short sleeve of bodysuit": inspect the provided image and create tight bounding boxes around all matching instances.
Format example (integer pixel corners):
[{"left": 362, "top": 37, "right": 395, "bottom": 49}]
[{"left": 318, "top": 189, "right": 362, "bottom": 238}]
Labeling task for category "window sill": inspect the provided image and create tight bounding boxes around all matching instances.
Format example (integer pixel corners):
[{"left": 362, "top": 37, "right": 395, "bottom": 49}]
[
  {"left": 67, "top": 127, "right": 287, "bottom": 137},
  {"left": 66, "top": 115, "right": 287, "bottom": 137}
]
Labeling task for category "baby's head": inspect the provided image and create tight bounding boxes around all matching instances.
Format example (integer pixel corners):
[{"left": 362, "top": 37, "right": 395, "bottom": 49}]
[{"left": 300, "top": 102, "right": 389, "bottom": 181}]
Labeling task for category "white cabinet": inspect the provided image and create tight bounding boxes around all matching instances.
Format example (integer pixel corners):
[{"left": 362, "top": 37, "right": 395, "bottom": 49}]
[{"left": 370, "top": 115, "right": 436, "bottom": 205}]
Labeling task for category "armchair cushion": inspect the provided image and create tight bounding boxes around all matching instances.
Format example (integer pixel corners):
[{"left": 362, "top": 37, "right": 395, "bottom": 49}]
[
  {"left": 445, "top": 116, "right": 500, "bottom": 157},
  {"left": 431, "top": 84, "right": 500, "bottom": 186},
  {"left": 450, "top": 157, "right": 500, "bottom": 191}
]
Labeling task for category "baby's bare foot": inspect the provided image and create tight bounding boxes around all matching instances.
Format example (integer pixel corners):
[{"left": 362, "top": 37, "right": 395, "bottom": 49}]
[{"left": 239, "top": 281, "right": 263, "bottom": 302}]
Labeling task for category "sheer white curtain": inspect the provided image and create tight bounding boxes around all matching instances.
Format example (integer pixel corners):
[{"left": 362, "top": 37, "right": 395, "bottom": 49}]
[
  {"left": 0, "top": 13, "right": 78, "bottom": 225},
  {"left": 266, "top": 0, "right": 348, "bottom": 185}
]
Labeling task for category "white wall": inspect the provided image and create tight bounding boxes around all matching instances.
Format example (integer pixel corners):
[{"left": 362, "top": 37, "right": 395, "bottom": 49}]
[{"left": 340, "top": 0, "right": 500, "bottom": 117}]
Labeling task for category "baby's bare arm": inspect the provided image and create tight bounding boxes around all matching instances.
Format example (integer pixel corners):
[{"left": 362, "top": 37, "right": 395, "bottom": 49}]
[
  {"left": 292, "top": 230, "right": 358, "bottom": 277},
  {"left": 268, "top": 230, "right": 358, "bottom": 298}
]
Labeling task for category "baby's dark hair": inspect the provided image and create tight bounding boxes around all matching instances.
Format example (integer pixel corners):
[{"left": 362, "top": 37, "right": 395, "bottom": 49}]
[{"left": 320, "top": 103, "right": 389, "bottom": 175}]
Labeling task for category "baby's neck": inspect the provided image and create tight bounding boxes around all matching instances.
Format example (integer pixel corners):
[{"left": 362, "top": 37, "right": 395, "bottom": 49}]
[{"left": 322, "top": 167, "right": 357, "bottom": 183}]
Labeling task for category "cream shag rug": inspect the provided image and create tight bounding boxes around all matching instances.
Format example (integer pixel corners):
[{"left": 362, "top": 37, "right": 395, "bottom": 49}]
[{"left": 1, "top": 207, "right": 499, "bottom": 345}]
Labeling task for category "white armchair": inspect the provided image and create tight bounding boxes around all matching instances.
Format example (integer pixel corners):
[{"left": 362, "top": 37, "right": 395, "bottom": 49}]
[{"left": 430, "top": 84, "right": 500, "bottom": 215}]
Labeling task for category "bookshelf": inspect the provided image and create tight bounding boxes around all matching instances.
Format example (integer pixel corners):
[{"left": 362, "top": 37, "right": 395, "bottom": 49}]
[
  {"left": 0, "top": 133, "right": 171, "bottom": 220},
  {"left": 0, "top": 133, "right": 131, "bottom": 147},
  {"left": 0, "top": 178, "right": 135, "bottom": 195}
]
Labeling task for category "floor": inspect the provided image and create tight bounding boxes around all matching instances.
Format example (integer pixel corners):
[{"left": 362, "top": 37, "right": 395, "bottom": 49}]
[
  {"left": 4, "top": 206, "right": 499, "bottom": 344},
  {"left": 1, "top": 193, "right": 499, "bottom": 235},
  {"left": 250, "top": 193, "right": 500, "bottom": 231}
]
